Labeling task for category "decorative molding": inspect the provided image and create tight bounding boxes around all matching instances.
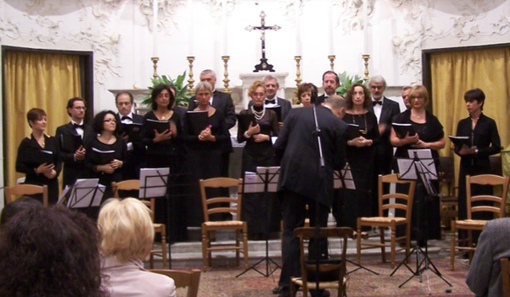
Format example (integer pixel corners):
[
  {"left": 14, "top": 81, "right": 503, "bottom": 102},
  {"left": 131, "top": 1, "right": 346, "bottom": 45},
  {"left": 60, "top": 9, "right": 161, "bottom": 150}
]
[
  {"left": 336, "top": 0, "right": 374, "bottom": 34},
  {"left": 492, "top": 16, "right": 510, "bottom": 35}
]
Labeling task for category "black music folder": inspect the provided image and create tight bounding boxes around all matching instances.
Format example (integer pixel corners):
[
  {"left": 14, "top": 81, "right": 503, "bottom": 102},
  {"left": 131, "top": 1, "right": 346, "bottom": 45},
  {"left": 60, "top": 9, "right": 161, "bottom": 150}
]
[
  {"left": 448, "top": 135, "right": 470, "bottom": 148},
  {"left": 146, "top": 118, "right": 170, "bottom": 134},
  {"left": 91, "top": 147, "right": 115, "bottom": 164},
  {"left": 345, "top": 124, "right": 361, "bottom": 140},
  {"left": 266, "top": 105, "right": 282, "bottom": 122},
  {"left": 186, "top": 111, "right": 209, "bottom": 135},
  {"left": 121, "top": 123, "right": 143, "bottom": 141},
  {"left": 237, "top": 113, "right": 256, "bottom": 135},
  {"left": 60, "top": 134, "right": 82, "bottom": 153},
  {"left": 392, "top": 122, "right": 416, "bottom": 139},
  {"left": 26, "top": 148, "right": 55, "bottom": 165}
]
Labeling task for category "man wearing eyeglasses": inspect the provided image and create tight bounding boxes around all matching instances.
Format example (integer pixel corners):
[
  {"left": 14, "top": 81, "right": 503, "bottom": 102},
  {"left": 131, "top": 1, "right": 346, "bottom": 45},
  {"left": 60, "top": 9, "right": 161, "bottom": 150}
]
[{"left": 55, "top": 97, "right": 95, "bottom": 188}]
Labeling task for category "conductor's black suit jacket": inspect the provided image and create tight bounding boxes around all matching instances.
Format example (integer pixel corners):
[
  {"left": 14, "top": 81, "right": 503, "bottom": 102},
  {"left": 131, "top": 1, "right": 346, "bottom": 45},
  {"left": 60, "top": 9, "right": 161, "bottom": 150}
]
[
  {"left": 274, "top": 106, "right": 347, "bottom": 208},
  {"left": 55, "top": 122, "right": 95, "bottom": 188}
]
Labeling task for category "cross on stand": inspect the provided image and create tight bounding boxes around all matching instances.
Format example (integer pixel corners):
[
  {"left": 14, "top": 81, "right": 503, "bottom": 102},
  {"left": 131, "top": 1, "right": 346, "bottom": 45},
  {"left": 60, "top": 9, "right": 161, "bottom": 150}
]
[{"left": 246, "top": 11, "right": 281, "bottom": 72}]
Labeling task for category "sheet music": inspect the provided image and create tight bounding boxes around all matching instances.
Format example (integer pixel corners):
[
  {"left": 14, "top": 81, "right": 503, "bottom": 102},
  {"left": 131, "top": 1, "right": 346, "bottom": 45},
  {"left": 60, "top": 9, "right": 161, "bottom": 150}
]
[
  {"left": 397, "top": 158, "right": 438, "bottom": 181},
  {"left": 407, "top": 149, "right": 433, "bottom": 159},
  {"left": 334, "top": 163, "right": 355, "bottom": 189},
  {"left": 65, "top": 179, "right": 104, "bottom": 208},
  {"left": 256, "top": 166, "right": 279, "bottom": 192},
  {"left": 139, "top": 167, "right": 170, "bottom": 198},
  {"left": 243, "top": 172, "right": 264, "bottom": 193}
]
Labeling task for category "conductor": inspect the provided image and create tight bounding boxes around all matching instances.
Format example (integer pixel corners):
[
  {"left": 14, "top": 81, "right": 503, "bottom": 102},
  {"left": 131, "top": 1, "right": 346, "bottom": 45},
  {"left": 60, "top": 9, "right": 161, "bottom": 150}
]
[{"left": 274, "top": 94, "right": 348, "bottom": 297}]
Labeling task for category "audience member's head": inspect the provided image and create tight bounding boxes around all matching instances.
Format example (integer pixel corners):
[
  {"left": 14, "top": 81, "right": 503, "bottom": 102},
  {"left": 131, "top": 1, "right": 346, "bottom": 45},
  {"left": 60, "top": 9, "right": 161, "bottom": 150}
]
[
  {"left": 0, "top": 196, "right": 42, "bottom": 226},
  {"left": 98, "top": 198, "right": 154, "bottom": 263},
  {"left": 0, "top": 205, "right": 104, "bottom": 297}
]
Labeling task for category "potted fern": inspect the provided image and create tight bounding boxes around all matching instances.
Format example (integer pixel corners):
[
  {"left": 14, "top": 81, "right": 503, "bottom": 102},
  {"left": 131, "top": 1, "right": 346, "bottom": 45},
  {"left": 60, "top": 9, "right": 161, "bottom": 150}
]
[
  {"left": 335, "top": 71, "right": 365, "bottom": 97},
  {"left": 141, "top": 71, "right": 191, "bottom": 107}
]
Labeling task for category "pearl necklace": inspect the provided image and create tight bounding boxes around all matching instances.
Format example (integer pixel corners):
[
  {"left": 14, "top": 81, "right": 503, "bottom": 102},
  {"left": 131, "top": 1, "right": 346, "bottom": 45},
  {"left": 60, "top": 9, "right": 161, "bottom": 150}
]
[{"left": 251, "top": 105, "right": 266, "bottom": 121}]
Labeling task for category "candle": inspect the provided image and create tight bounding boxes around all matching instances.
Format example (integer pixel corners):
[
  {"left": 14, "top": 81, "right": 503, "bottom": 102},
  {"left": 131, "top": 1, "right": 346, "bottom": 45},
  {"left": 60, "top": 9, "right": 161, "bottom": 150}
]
[
  {"left": 295, "top": 0, "right": 301, "bottom": 56},
  {"left": 188, "top": 0, "right": 194, "bottom": 56},
  {"left": 328, "top": 0, "right": 334, "bottom": 55},
  {"left": 223, "top": 0, "right": 228, "bottom": 55},
  {"left": 363, "top": 0, "right": 369, "bottom": 54},
  {"left": 152, "top": 0, "right": 158, "bottom": 57}
]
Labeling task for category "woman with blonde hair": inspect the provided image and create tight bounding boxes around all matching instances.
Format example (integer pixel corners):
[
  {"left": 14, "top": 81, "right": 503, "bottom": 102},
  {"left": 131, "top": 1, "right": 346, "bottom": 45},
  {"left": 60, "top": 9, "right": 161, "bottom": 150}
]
[{"left": 99, "top": 198, "right": 176, "bottom": 297}]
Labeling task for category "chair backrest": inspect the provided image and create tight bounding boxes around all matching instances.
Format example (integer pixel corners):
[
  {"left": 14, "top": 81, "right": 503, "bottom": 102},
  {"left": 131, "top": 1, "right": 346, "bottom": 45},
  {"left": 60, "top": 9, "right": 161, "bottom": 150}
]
[
  {"left": 500, "top": 258, "right": 510, "bottom": 297},
  {"left": 199, "top": 177, "right": 243, "bottom": 222},
  {"left": 378, "top": 174, "right": 416, "bottom": 220},
  {"left": 149, "top": 269, "right": 201, "bottom": 297},
  {"left": 294, "top": 227, "right": 353, "bottom": 297},
  {"left": 5, "top": 184, "right": 48, "bottom": 207},
  {"left": 439, "top": 156, "right": 456, "bottom": 197},
  {"left": 466, "top": 174, "right": 509, "bottom": 219},
  {"left": 112, "top": 180, "right": 155, "bottom": 222}
]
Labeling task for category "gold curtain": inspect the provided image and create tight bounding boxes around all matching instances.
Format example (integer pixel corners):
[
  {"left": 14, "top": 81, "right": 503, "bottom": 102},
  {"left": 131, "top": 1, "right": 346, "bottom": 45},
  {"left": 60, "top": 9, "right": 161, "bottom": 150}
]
[
  {"left": 3, "top": 50, "right": 82, "bottom": 189},
  {"left": 430, "top": 46, "right": 510, "bottom": 194}
]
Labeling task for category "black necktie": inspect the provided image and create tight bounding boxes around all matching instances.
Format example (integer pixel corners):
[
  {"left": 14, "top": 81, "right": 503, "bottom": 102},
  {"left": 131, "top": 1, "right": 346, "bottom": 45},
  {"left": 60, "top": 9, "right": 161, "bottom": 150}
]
[
  {"left": 121, "top": 116, "right": 132, "bottom": 121},
  {"left": 73, "top": 123, "right": 84, "bottom": 129},
  {"left": 265, "top": 99, "right": 276, "bottom": 104},
  {"left": 372, "top": 101, "right": 382, "bottom": 106}
]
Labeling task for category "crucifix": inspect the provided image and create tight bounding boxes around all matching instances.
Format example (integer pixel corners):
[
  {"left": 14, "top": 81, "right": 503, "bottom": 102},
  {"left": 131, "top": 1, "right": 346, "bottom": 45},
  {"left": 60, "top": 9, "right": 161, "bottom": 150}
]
[{"left": 246, "top": 11, "right": 281, "bottom": 72}]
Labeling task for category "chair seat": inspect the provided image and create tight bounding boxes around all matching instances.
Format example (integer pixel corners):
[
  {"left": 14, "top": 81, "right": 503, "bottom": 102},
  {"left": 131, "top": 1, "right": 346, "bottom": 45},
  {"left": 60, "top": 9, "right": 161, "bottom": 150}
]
[
  {"left": 455, "top": 219, "right": 487, "bottom": 227},
  {"left": 203, "top": 220, "right": 244, "bottom": 227},
  {"left": 360, "top": 216, "right": 406, "bottom": 224},
  {"left": 291, "top": 277, "right": 345, "bottom": 289}
]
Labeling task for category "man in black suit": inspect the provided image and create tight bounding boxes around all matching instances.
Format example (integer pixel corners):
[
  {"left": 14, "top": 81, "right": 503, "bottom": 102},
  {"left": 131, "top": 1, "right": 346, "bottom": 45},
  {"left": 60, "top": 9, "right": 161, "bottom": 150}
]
[
  {"left": 248, "top": 75, "right": 292, "bottom": 127},
  {"left": 55, "top": 97, "right": 95, "bottom": 188},
  {"left": 368, "top": 75, "right": 401, "bottom": 215},
  {"left": 274, "top": 95, "right": 347, "bottom": 297},
  {"left": 187, "top": 69, "right": 235, "bottom": 178},
  {"left": 115, "top": 92, "right": 146, "bottom": 180},
  {"left": 315, "top": 71, "right": 339, "bottom": 106}
]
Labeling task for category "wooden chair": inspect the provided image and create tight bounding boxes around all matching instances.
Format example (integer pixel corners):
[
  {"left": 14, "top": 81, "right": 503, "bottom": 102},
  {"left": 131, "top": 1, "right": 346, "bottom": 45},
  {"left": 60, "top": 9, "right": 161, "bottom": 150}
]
[
  {"left": 439, "top": 156, "right": 458, "bottom": 238},
  {"left": 149, "top": 269, "right": 201, "bottom": 297},
  {"left": 290, "top": 227, "right": 353, "bottom": 297},
  {"left": 5, "top": 184, "right": 49, "bottom": 207},
  {"left": 356, "top": 174, "right": 416, "bottom": 268},
  {"left": 199, "top": 177, "right": 248, "bottom": 272},
  {"left": 500, "top": 258, "right": 510, "bottom": 297},
  {"left": 112, "top": 180, "right": 168, "bottom": 269},
  {"left": 450, "top": 174, "right": 509, "bottom": 270}
]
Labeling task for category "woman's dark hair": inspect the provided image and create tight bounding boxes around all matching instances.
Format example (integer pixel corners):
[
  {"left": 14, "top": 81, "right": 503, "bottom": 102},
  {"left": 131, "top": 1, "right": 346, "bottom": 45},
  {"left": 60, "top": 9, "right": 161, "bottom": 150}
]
[
  {"left": 345, "top": 83, "right": 371, "bottom": 109},
  {"left": 26, "top": 108, "right": 47, "bottom": 128},
  {"left": 0, "top": 205, "right": 105, "bottom": 297},
  {"left": 0, "top": 196, "right": 42, "bottom": 226},
  {"left": 92, "top": 110, "right": 120, "bottom": 134},
  {"left": 298, "top": 83, "right": 317, "bottom": 102},
  {"left": 464, "top": 88, "right": 485, "bottom": 111},
  {"left": 151, "top": 84, "right": 175, "bottom": 111}
]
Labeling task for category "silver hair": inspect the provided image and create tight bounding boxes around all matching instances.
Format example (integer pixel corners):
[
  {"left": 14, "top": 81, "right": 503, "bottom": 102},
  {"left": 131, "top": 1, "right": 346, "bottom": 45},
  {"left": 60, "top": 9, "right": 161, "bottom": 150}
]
[
  {"left": 194, "top": 81, "right": 213, "bottom": 93},
  {"left": 200, "top": 69, "right": 216, "bottom": 79},
  {"left": 263, "top": 75, "right": 279, "bottom": 86},
  {"left": 368, "top": 75, "right": 387, "bottom": 88}
]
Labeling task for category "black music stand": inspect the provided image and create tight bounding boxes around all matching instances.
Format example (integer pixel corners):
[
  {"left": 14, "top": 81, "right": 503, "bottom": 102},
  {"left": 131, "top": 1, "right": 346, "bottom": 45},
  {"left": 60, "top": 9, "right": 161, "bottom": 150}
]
[
  {"left": 390, "top": 149, "right": 451, "bottom": 287},
  {"left": 140, "top": 167, "right": 171, "bottom": 268},
  {"left": 236, "top": 166, "right": 282, "bottom": 278},
  {"left": 59, "top": 178, "right": 104, "bottom": 217},
  {"left": 335, "top": 165, "right": 379, "bottom": 276}
]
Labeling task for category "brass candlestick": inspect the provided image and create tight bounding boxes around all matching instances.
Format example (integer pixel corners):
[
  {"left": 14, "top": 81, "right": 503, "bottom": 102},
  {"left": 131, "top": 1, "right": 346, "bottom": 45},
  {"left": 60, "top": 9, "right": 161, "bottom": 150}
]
[
  {"left": 187, "top": 56, "right": 195, "bottom": 94},
  {"left": 221, "top": 56, "right": 231, "bottom": 94},
  {"left": 294, "top": 56, "right": 302, "bottom": 104},
  {"left": 328, "top": 55, "right": 336, "bottom": 71},
  {"left": 151, "top": 57, "right": 159, "bottom": 80},
  {"left": 362, "top": 54, "right": 370, "bottom": 82}
]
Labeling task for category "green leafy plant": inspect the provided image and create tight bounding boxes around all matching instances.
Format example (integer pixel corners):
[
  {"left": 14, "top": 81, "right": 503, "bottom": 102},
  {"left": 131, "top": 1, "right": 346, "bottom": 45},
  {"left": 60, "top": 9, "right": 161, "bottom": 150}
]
[
  {"left": 335, "top": 71, "right": 365, "bottom": 97},
  {"left": 141, "top": 71, "right": 191, "bottom": 107}
]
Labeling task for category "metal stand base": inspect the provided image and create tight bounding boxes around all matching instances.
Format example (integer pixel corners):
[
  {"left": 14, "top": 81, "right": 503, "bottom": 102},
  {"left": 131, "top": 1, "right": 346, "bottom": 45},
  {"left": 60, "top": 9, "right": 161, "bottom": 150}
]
[
  {"left": 390, "top": 244, "right": 452, "bottom": 288},
  {"left": 346, "top": 259, "right": 379, "bottom": 275},
  {"left": 236, "top": 237, "right": 281, "bottom": 277}
]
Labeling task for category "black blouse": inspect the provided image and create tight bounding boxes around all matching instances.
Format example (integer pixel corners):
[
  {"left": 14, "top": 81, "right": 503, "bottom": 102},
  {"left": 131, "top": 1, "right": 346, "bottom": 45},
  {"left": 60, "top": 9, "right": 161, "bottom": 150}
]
[
  {"left": 142, "top": 110, "right": 184, "bottom": 157},
  {"left": 16, "top": 134, "right": 62, "bottom": 183}
]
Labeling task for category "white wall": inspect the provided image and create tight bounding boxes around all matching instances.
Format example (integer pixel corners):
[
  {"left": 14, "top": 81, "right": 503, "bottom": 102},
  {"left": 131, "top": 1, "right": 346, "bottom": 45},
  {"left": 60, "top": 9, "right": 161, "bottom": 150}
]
[{"left": 1, "top": 0, "right": 509, "bottom": 205}]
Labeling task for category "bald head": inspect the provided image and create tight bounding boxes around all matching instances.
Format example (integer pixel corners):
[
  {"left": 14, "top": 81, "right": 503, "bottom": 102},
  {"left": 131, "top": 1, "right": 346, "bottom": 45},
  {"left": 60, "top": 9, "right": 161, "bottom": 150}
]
[{"left": 324, "top": 95, "right": 346, "bottom": 119}]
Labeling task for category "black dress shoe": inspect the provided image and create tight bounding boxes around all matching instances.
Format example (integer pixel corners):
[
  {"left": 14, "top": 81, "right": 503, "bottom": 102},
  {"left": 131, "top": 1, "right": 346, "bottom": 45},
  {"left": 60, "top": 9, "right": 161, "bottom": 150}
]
[
  {"left": 272, "top": 286, "right": 283, "bottom": 294},
  {"left": 276, "top": 287, "right": 290, "bottom": 297},
  {"left": 311, "top": 289, "right": 330, "bottom": 297}
]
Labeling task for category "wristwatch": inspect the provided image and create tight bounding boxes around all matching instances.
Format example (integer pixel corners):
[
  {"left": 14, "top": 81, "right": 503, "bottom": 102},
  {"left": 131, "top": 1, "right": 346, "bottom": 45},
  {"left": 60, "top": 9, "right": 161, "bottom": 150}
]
[{"left": 474, "top": 149, "right": 479, "bottom": 154}]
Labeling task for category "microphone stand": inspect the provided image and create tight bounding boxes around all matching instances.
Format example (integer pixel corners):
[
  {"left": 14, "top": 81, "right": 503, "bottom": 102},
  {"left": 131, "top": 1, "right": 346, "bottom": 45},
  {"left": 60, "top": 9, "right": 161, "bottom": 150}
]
[{"left": 312, "top": 104, "right": 325, "bottom": 294}]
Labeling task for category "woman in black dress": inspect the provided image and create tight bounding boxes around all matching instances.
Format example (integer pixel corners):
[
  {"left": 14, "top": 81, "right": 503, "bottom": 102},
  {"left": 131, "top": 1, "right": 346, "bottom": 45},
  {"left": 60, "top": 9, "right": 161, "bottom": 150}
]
[
  {"left": 341, "top": 83, "right": 379, "bottom": 229},
  {"left": 85, "top": 110, "right": 126, "bottom": 200},
  {"left": 184, "top": 81, "right": 231, "bottom": 227},
  {"left": 16, "top": 108, "right": 61, "bottom": 204},
  {"left": 390, "top": 85, "right": 445, "bottom": 244},
  {"left": 454, "top": 88, "right": 501, "bottom": 243},
  {"left": 238, "top": 80, "right": 280, "bottom": 239},
  {"left": 142, "top": 84, "right": 187, "bottom": 242}
]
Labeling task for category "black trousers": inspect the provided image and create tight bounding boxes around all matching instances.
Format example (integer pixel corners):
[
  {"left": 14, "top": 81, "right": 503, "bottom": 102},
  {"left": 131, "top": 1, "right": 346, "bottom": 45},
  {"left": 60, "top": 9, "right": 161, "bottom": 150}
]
[{"left": 278, "top": 190, "right": 330, "bottom": 289}]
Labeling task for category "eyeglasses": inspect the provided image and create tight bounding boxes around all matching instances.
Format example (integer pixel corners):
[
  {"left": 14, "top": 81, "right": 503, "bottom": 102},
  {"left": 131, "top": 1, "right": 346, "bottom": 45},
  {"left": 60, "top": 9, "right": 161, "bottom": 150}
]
[
  {"left": 103, "top": 119, "right": 117, "bottom": 123},
  {"left": 74, "top": 106, "right": 87, "bottom": 110}
]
